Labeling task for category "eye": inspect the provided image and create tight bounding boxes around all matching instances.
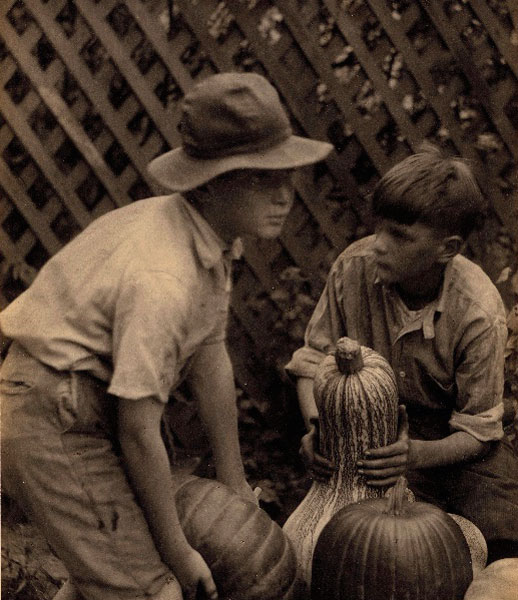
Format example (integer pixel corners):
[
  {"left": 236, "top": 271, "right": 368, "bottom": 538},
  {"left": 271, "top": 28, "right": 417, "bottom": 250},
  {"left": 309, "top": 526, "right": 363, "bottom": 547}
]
[
  {"left": 251, "top": 170, "right": 294, "bottom": 186},
  {"left": 389, "top": 228, "right": 407, "bottom": 240}
]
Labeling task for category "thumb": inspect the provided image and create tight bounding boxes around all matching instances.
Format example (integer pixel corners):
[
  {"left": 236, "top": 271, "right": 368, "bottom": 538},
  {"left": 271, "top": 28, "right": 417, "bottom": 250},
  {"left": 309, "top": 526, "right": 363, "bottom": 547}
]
[
  {"left": 397, "top": 405, "right": 409, "bottom": 439},
  {"left": 199, "top": 573, "right": 218, "bottom": 600}
]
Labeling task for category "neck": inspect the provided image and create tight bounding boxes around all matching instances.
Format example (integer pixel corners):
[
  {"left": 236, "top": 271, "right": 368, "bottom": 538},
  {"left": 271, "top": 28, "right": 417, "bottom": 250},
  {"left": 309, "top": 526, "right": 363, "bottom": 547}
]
[
  {"left": 185, "top": 191, "right": 234, "bottom": 244},
  {"left": 396, "top": 264, "right": 445, "bottom": 310}
]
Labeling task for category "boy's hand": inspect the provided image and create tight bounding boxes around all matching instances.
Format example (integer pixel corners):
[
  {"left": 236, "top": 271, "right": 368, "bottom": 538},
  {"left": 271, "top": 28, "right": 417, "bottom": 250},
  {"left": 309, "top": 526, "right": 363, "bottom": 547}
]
[
  {"left": 175, "top": 548, "right": 218, "bottom": 600},
  {"left": 300, "top": 417, "right": 335, "bottom": 482},
  {"left": 229, "top": 480, "right": 260, "bottom": 506},
  {"left": 357, "top": 405, "right": 410, "bottom": 487}
]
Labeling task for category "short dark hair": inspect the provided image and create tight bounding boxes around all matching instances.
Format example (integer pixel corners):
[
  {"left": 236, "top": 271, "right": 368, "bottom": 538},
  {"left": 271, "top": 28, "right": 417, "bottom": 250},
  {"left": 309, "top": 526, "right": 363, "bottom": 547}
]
[{"left": 371, "top": 143, "right": 487, "bottom": 239}]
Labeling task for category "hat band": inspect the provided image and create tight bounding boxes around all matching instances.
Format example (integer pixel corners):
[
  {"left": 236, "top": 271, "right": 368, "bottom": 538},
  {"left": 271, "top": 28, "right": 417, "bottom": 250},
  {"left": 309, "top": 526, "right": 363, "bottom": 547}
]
[{"left": 182, "top": 127, "right": 292, "bottom": 160}]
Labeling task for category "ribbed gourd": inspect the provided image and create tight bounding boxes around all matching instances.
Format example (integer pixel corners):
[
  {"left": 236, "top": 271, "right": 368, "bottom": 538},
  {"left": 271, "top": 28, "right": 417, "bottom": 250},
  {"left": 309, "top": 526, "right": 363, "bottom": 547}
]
[
  {"left": 175, "top": 476, "right": 301, "bottom": 600},
  {"left": 464, "top": 558, "right": 518, "bottom": 600},
  {"left": 283, "top": 337, "right": 399, "bottom": 587},
  {"left": 311, "top": 476, "right": 474, "bottom": 600}
]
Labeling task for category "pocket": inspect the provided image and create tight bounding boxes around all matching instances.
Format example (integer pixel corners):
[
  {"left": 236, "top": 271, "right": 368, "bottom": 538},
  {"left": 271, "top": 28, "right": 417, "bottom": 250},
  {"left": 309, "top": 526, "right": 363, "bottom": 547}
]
[
  {"left": 0, "top": 378, "right": 34, "bottom": 395},
  {"left": 415, "top": 360, "right": 456, "bottom": 399},
  {"left": 56, "top": 375, "right": 79, "bottom": 432}
]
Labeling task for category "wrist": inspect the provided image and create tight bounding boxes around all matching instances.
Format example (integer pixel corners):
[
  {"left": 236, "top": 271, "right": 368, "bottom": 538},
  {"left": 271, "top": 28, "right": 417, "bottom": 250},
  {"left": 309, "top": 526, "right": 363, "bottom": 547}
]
[
  {"left": 217, "top": 467, "right": 247, "bottom": 488},
  {"left": 159, "top": 534, "right": 194, "bottom": 570},
  {"left": 407, "top": 438, "right": 424, "bottom": 469}
]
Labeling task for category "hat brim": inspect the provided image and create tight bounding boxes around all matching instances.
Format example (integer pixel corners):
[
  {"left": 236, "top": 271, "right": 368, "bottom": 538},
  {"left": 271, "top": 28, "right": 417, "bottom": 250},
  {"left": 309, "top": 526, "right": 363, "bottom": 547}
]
[{"left": 147, "top": 135, "right": 334, "bottom": 192}]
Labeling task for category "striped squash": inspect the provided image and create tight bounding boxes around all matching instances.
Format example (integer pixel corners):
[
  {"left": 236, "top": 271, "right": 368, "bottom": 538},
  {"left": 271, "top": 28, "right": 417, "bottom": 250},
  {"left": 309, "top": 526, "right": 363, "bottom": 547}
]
[{"left": 283, "top": 337, "right": 399, "bottom": 587}]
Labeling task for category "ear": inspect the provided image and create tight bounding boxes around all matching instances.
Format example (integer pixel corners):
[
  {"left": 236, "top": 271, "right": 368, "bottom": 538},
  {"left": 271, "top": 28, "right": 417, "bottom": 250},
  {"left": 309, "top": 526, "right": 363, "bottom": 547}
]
[{"left": 437, "top": 235, "right": 463, "bottom": 263}]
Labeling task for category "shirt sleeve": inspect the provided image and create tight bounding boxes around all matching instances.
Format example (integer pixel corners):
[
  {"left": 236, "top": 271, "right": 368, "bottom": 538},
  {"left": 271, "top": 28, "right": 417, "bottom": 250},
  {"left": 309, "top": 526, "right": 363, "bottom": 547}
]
[
  {"left": 285, "top": 262, "right": 347, "bottom": 379},
  {"left": 448, "top": 319, "right": 507, "bottom": 442},
  {"left": 108, "top": 270, "right": 192, "bottom": 403}
]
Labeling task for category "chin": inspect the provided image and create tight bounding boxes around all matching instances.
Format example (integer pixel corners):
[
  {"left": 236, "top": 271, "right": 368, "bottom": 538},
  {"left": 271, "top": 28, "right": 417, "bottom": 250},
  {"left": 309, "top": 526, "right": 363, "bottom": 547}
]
[{"left": 257, "top": 226, "right": 284, "bottom": 239}]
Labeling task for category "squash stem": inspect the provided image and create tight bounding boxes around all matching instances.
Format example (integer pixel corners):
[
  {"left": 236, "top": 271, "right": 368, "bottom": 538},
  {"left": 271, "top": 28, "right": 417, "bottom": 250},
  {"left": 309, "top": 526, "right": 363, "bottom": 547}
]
[
  {"left": 385, "top": 476, "right": 408, "bottom": 516},
  {"left": 335, "top": 337, "right": 364, "bottom": 374}
]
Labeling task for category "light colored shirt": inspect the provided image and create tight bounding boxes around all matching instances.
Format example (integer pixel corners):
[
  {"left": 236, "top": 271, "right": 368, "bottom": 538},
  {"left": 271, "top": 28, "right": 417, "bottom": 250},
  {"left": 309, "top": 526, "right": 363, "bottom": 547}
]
[
  {"left": 286, "top": 235, "right": 507, "bottom": 442},
  {"left": 0, "top": 195, "right": 241, "bottom": 404}
]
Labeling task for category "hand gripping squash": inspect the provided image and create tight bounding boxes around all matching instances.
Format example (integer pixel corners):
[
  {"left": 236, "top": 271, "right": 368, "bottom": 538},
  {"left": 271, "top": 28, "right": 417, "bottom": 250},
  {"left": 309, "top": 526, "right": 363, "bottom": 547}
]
[
  {"left": 175, "top": 476, "right": 301, "bottom": 600},
  {"left": 283, "top": 337, "right": 399, "bottom": 587},
  {"left": 311, "top": 476, "right": 474, "bottom": 600}
]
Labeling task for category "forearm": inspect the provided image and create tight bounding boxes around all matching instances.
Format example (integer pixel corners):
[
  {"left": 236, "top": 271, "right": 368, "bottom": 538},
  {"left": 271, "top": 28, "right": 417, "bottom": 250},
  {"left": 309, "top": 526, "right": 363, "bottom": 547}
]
[
  {"left": 297, "top": 376, "right": 319, "bottom": 430},
  {"left": 118, "top": 398, "right": 192, "bottom": 572},
  {"left": 189, "top": 344, "right": 246, "bottom": 488},
  {"left": 410, "top": 431, "right": 490, "bottom": 470},
  {"left": 119, "top": 425, "right": 191, "bottom": 569},
  {"left": 198, "top": 381, "right": 246, "bottom": 487}
]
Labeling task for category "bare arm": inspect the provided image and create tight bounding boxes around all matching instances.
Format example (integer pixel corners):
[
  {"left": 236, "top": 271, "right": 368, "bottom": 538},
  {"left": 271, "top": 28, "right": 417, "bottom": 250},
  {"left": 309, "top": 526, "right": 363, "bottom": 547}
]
[
  {"left": 187, "top": 341, "right": 256, "bottom": 503},
  {"left": 358, "top": 422, "right": 489, "bottom": 486},
  {"left": 118, "top": 397, "right": 217, "bottom": 600},
  {"left": 411, "top": 432, "right": 490, "bottom": 467}
]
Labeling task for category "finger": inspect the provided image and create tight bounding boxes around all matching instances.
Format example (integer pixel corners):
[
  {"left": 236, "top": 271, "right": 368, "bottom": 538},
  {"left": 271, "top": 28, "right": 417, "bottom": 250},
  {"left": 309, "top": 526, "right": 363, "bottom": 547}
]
[
  {"left": 397, "top": 405, "right": 409, "bottom": 438},
  {"left": 356, "top": 454, "right": 408, "bottom": 472},
  {"left": 200, "top": 575, "right": 218, "bottom": 600},
  {"left": 313, "top": 454, "right": 334, "bottom": 469},
  {"left": 365, "top": 475, "right": 403, "bottom": 487},
  {"left": 309, "top": 467, "right": 333, "bottom": 481},
  {"left": 362, "top": 441, "right": 408, "bottom": 459},
  {"left": 359, "top": 465, "right": 407, "bottom": 479}
]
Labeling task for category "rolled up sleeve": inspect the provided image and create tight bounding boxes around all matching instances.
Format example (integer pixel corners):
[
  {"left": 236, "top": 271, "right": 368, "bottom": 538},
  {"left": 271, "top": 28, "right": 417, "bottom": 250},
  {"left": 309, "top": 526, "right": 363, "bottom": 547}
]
[
  {"left": 285, "top": 266, "right": 347, "bottom": 379},
  {"left": 449, "top": 320, "right": 507, "bottom": 442}
]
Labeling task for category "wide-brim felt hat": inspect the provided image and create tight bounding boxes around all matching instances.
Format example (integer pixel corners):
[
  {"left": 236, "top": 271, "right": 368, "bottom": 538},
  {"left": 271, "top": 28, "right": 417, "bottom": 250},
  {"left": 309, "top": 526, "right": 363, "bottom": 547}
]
[{"left": 147, "top": 72, "right": 333, "bottom": 192}]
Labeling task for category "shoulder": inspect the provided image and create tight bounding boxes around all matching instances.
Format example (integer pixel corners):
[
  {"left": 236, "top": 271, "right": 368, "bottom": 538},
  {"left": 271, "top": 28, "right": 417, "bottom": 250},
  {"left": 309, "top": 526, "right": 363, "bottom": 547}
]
[
  {"left": 329, "top": 235, "right": 377, "bottom": 279},
  {"left": 115, "top": 195, "right": 198, "bottom": 276},
  {"left": 447, "top": 255, "right": 506, "bottom": 324}
]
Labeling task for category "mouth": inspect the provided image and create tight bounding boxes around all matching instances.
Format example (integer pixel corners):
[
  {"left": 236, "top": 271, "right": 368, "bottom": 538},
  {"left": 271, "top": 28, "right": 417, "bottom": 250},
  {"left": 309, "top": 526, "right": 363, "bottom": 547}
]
[{"left": 268, "top": 215, "right": 289, "bottom": 224}]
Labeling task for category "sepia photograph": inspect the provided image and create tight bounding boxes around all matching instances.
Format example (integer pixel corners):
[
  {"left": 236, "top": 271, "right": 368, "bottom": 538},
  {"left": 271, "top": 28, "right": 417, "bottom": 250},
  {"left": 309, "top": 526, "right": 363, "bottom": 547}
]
[{"left": 1, "top": 1, "right": 517, "bottom": 599}]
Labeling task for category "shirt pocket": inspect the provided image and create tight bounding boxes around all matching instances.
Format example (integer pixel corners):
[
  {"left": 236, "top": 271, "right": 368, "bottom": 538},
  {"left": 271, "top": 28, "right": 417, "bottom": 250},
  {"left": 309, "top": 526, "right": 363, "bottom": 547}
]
[
  {"left": 416, "top": 361, "right": 456, "bottom": 407},
  {"left": 0, "top": 377, "right": 34, "bottom": 395}
]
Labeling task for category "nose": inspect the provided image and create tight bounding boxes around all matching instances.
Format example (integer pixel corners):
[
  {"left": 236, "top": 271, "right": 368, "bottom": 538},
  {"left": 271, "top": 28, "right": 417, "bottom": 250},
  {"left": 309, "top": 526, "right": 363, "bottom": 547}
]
[
  {"left": 270, "top": 181, "right": 294, "bottom": 208},
  {"left": 374, "top": 228, "right": 389, "bottom": 255}
]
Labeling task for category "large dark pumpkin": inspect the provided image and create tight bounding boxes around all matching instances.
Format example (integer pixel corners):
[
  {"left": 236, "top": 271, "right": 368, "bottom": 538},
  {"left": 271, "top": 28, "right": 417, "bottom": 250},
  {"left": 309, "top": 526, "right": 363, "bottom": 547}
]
[
  {"left": 311, "top": 476, "right": 473, "bottom": 600},
  {"left": 175, "top": 476, "right": 301, "bottom": 600}
]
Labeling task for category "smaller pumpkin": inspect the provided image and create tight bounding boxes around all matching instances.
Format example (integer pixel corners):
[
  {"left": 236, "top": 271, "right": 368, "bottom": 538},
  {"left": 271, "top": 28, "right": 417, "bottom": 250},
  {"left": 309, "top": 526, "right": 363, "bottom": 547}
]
[
  {"left": 175, "top": 476, "right": 301, "bottom": 600},
  {"left": 311, "top": 476, "right": 473, "bottom": 600},
  {"left": 447, "top": 513, "right": 487, "bottom": 575},
  {"left": 464, "top": 559, "right": 518, "bottom": 600}
]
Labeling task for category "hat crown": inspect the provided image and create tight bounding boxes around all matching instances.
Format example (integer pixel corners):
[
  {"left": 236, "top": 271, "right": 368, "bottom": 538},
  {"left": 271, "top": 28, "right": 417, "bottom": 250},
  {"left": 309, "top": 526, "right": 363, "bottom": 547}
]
[{"left": 179, "top": 73, "right": 292, "bottom": 159}]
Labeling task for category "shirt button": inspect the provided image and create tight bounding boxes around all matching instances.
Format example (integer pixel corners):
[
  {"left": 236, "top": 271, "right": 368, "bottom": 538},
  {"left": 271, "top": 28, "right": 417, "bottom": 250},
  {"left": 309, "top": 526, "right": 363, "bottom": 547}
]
[{"left": 399, "top": 371, "right": 406, "bottom": 379}]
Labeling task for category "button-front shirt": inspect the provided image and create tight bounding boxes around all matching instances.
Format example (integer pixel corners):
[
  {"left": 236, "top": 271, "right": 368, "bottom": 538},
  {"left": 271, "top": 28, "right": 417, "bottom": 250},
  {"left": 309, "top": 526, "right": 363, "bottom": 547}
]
[
  {"left": 0, "top": 195, "right": 241, "bottom": 404},
  {"left": 285, "top": 235, "right": 507, "bottom": 442}
]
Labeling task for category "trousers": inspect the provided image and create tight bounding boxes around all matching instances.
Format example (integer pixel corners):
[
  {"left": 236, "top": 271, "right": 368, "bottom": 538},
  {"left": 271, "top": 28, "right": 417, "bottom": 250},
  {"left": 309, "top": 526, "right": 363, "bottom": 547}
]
[
  {"left": 1, "top": 342, "right": 182, "bottom": 600},
  {"left": 407, "top": 436, "right": 518, "bottom": 563}
]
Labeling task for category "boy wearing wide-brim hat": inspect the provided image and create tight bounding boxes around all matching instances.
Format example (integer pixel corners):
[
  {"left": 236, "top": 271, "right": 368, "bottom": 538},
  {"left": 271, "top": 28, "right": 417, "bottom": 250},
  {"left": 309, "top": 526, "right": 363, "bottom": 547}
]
[{"left": 0, "top": 72, "right": 333, "bottom": 600}]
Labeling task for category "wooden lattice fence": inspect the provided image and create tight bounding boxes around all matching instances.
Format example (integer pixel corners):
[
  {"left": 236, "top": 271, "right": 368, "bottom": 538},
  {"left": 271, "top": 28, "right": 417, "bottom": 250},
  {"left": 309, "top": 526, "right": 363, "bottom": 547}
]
[{"left": 0, "top": 0, "right": 517, "bottom": 400}]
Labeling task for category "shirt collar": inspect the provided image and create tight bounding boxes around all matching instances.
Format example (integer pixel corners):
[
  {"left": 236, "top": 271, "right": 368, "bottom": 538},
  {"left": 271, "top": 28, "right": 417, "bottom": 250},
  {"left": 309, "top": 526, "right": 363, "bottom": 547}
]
[
  {"left": 374, "top": 259, "right": 455, "bottom": 340},
  {"left": 179, "top": 195, "right": 243, "bottom": 269}
]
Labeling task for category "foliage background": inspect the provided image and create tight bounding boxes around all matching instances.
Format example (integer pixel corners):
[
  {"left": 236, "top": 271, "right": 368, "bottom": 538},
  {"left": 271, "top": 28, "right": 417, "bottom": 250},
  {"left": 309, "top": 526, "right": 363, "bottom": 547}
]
[{"left": 1, "top": 0, "right": 518, "bottom": 597}]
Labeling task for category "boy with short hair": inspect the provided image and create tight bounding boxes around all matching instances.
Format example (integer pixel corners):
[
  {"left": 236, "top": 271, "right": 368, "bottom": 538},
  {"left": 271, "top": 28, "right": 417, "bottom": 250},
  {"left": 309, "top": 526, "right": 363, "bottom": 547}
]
[
  {"left": 0, "top": 72, "right": 333, "bottom": 600},
  {"left": 286, "top": 144, "right": 518, "bottom": 563}
]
